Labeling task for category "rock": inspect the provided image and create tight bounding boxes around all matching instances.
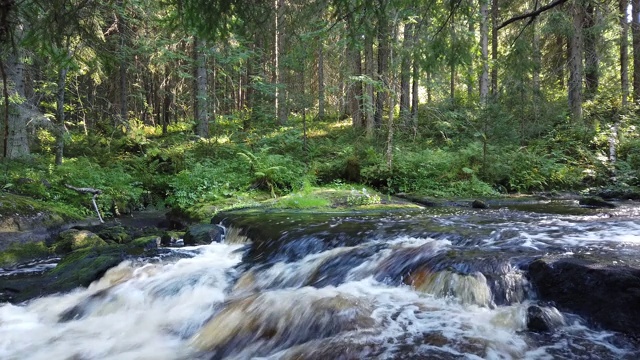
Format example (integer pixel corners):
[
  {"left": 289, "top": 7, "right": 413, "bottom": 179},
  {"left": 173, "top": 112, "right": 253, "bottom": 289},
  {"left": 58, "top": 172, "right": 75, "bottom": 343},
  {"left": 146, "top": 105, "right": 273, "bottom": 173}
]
[
  {"left": 471, "top": 200, "right": 488, "bottom": 209},
  {"left": 160, "top": 233, "right": 172, "bottom": 246},
  {"left": 52, "top": 229, "right": 108, "bottom": 254},
  {"left": 528, "top": 257, "right": 640, "bottom": 337},
  {"left": 95, "top": 225, "right": 132, "bottom": 244},
  {"left": 183, "top": 224, "right": 224, "bottom": 246},
  {"left": 578, "top": 196, "right": 616, "bottom": 208},
  {"left": 526, "top": 305, "right": 565, "bottom": 332},
  {"left": 48, "top": 246, "right": 126, "bottom": 290}
]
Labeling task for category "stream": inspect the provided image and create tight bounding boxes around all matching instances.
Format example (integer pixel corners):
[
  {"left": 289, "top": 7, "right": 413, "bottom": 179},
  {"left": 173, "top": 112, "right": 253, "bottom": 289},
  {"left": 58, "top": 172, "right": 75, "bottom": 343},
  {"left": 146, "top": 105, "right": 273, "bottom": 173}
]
[{"left": 1, "top": 200, "right": 639, "bottom": 359}]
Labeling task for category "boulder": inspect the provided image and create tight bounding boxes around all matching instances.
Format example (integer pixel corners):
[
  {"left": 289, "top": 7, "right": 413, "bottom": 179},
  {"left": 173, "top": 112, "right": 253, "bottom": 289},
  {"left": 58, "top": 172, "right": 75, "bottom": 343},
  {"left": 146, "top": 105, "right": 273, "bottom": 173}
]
[
  {"left": 183, "top": 224, "right": 224, "bottom": 246},
  {"left": 526, "top": 305, "right": 565, "bottom": 333},
  {"left": 578, "top": 196, "right": 616, "bottom": 208},
  {"left": 471, "top": 200, "right": 488, "bottom": 209},
  {"left": 528, "top": 257, "right": 640, "bottom": 338},
  {"left": 52, "top": 229, "right": 108, "bottom": 254}
]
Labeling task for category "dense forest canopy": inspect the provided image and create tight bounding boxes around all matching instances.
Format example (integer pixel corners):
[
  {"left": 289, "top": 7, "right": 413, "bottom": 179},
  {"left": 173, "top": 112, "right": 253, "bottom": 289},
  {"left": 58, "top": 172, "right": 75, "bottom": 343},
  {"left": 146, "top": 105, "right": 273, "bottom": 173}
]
[{"left": 0, "top": 0, "right": 639, "bottom": 216}]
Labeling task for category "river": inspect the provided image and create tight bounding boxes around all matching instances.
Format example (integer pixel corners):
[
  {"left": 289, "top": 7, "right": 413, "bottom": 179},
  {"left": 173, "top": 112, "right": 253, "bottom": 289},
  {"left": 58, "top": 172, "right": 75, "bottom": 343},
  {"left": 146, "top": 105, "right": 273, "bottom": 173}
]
[{"left": 0, "top": 200, "right": 639, "bottom": 359}]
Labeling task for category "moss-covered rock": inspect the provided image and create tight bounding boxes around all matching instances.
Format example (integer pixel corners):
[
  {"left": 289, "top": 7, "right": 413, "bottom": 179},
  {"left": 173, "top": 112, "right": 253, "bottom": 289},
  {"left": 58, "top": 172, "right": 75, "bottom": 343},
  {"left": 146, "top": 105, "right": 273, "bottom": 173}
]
[
  {"left": 52, "top": 229, "right": 108, "bottom": 254},
  {"left": 48, "top": 246, "right": 127, "bottom": 290},
  {"left": 95, "top": 225, "right": 133, "bottom": 244},
  {"left": 0, "top": 241, "right": 51, "bottom": 267}
]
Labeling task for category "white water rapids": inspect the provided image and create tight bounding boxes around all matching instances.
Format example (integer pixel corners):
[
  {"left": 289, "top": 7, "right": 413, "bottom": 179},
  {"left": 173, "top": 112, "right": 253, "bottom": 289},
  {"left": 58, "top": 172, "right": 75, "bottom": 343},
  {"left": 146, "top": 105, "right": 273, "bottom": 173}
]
[{"left": 1, "top": 207, "right": 640, "bottom": 359}]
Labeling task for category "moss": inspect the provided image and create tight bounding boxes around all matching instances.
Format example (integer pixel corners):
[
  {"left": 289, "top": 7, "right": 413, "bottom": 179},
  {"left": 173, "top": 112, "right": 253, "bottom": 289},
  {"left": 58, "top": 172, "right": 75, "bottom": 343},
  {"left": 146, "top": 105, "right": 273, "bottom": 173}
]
[
  {"left": 51, "top": 229, "right": 108, "bottom": 254},
  {"left": 0, "top": 193, "right": 83, "bottom": 221},
  {"left": 0, "top": 241, "right": 51, "bottom": 267},
  {"left": 50, "top": 246, "right": 125, "bottom": 289}
]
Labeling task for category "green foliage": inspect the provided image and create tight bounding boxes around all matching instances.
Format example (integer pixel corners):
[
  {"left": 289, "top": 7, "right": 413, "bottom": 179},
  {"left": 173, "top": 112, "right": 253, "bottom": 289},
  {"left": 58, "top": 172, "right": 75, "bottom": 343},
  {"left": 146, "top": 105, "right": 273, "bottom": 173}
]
[
  {"left": 166, "top": 160, "right": 249, "bottom": 209},
  {"left": 237, "top": 148, "right": 307, "bottom": 197}
]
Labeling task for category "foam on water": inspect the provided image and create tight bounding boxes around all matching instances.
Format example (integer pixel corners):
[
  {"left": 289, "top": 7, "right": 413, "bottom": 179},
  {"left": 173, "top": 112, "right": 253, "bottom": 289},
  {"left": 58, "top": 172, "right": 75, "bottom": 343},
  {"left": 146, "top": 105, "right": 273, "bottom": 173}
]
[
  {"left": 0, "top": 242, "right": 244, "bottom": 360},
  {"left": 1, "top": 210, "right": 638, "bottom": 359}
]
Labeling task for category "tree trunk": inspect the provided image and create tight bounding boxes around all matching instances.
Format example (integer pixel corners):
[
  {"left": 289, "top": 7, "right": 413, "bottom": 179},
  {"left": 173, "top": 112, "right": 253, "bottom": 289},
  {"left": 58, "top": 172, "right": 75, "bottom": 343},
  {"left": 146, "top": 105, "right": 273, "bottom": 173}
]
[
  {"left": 555, "top": 35, "right": 566, "bottom": 88},
  {"left": 584, "top": 1, "right": 599, "bottom": 100},
  {"left": 532, "top": 9, "right": 541, "bottom": 95},
  {"left": 318, "top": 40, "right": 325, "bottom": 119},
  {"left": 568, "top": 0, "right": 584, "bottom": 122},
  {"left": 55, "top": 66, "right": 68, "bottom": 166},
  {"left": 411, "top": 49, "right": 419, "bottom": 127},
  {"left": 118, "top": 1, "right": 128, "bottom": 127},
  {"left": 194, "top": 37, "right": 209, "bottom": 138},
  {"left": 364, "top": 31, "right": 375, "bottom": 137},
  {"left": 275, "top": 0, "right": 287, "bottom": 125},
  {"left": 387, "top": 15, "right": 398, "bottom": 170},
  {"left": 400, "top": 22, "right": 412, "bottom": 124},
  {"left": 480, "top": 0, "right": 490, "bottom": 105},
  {"left": 491, "top": 0, "right": 499, "bottom": 96},
  {"left": 375, "top": 9, "right": 390, "bottom": 129},
  {"left": 4, "top": 45, "right": 29, "bottom": 158},
  {"left": 348, "top": 47, "right": 363, "bottom": 128},
  {"left": 621, "top": 0, "right": 630, "bottom": 107},
  {"left": 633, "top": 0, "right": 640, "bottom": 102}
]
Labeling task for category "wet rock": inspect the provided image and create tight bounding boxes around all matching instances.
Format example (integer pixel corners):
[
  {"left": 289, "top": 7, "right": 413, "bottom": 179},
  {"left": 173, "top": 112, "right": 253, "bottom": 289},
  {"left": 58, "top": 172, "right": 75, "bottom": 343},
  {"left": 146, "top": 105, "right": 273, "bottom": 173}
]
[
  {"left": 528, "top": 257, "right": 640, "bottom": 337},
  {"left": 594, "top": 187, "right": 640, "bottom": 201},
  {"left": 526, "top": 305, "right": 565, "bottom": 332},
  {"left": 51, "top": 229, "right": 108, "bottom": 254},
  {"left": 49, "top": 246, "right": 126, "bottom": 290},
  {"left": 471, "top": 200, "right": 488, "bottom": 209},
  {"left": 578, "top": 196, "right": 616, "bottom": 208},
  {"left": 183, "top": 224, "right": 224, "bottom": 246}
]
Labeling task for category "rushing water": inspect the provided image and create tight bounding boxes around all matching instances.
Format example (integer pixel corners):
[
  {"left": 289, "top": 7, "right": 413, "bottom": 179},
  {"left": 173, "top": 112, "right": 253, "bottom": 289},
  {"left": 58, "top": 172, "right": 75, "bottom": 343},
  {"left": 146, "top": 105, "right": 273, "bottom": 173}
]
[{"left": 1, "top": 201, "right": 639, "bottom": 359}]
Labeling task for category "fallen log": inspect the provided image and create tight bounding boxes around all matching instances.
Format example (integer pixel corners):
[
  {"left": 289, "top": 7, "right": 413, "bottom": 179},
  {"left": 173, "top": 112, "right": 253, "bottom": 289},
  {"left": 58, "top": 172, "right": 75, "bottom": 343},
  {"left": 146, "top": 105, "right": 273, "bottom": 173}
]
[{"left": 65, "top": 184, "right": 104, "bottom": 223}]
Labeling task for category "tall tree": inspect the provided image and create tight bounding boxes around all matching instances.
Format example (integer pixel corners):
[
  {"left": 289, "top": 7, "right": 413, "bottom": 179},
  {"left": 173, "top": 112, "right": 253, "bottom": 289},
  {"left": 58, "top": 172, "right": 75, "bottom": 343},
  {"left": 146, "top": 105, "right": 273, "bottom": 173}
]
[
  {"left": 275, "top": 0, "right": 287, "bottom": 125},
  {"left": 583, "top": 1, "right": 599, "bottom": 99},
  {"left": 400, "top": 22, "right": 412, "bottom": 123},
  {"left": 633, "top": 0, "right": 640, "bottom": 101},
  {"left": 480, "top": 0, "right": 490, "bottom": 105},
  {"left": 568, "top": 0, "right": 584, "bottom": 121},
  {"left": 491, "top": 0, "right": 499, "bottom": 96},
  {"left": 375, "top": 1, "right": 390, "bottom": 129},
  {"left": 621, "top": 0, "right": 630, "bottom": 107},
  {"left": 194, "top": 37, "right": 209, "bottom": 137}
]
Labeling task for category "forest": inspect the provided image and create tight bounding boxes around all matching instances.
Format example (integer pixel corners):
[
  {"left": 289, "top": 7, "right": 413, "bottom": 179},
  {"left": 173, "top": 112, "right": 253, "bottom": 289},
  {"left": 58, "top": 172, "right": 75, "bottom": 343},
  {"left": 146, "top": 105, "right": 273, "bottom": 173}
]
[{"left": 1, "top": 0, "right": 639, "bottom": 219}]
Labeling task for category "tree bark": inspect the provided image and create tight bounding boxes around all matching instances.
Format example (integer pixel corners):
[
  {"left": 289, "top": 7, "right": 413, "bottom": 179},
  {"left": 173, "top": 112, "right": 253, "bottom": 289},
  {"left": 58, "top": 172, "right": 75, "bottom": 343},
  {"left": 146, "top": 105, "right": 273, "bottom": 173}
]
[
  {"left": 5, "top": 42, "right": 29, "bottom": 158},
  {"left": 194, "top": 37, "right": 209, "bottom": 138},
  {"left": 568, "top": 0, "right": 584, "bottom": 122},
  {"left": 633, "top": 0, "right": 640, "bottom": 102},
  {"left": 480, "top": 0, "right": 490, "bottom": 105}
]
